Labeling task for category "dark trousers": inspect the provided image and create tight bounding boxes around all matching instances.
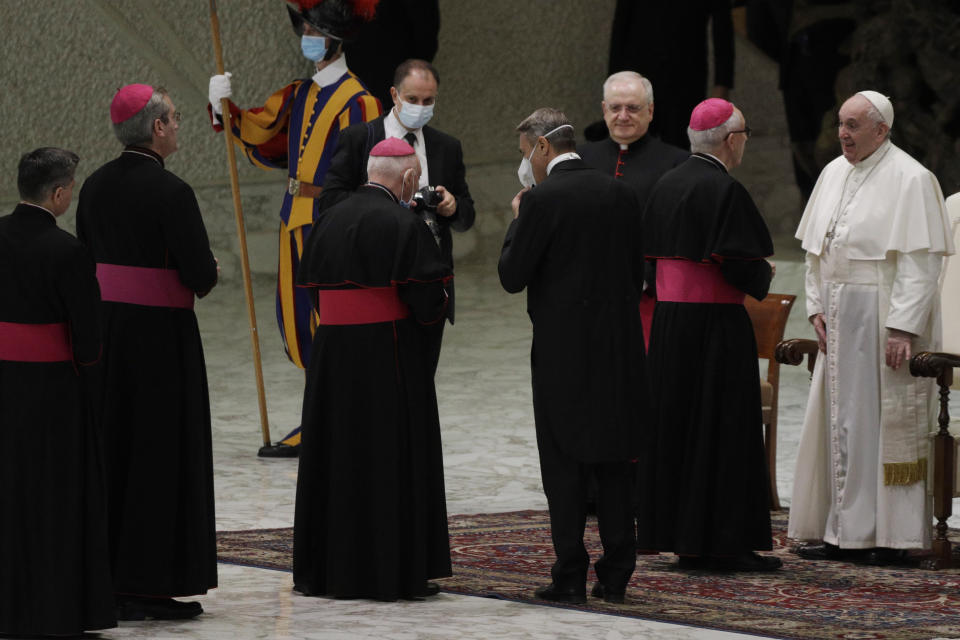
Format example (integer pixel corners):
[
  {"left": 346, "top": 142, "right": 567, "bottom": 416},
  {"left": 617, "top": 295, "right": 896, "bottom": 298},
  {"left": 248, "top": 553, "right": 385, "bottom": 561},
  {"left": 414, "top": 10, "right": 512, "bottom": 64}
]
[{"left": 536, "top": 427, "right": 636, "bottom": 590}]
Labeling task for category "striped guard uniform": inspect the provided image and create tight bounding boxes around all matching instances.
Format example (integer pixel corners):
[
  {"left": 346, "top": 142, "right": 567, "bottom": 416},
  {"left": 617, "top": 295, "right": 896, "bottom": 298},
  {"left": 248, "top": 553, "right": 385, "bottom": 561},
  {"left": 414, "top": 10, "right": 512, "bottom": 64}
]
[{"left": 213, "top": 66, "right": 380, "bottom": 447}]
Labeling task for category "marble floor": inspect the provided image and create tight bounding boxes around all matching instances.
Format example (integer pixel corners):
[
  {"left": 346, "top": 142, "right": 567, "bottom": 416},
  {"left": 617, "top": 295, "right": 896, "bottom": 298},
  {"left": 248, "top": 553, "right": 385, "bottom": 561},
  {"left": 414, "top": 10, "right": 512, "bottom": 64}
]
[{"left": 93, "top": 253, "right": 960, "bottom": 640}]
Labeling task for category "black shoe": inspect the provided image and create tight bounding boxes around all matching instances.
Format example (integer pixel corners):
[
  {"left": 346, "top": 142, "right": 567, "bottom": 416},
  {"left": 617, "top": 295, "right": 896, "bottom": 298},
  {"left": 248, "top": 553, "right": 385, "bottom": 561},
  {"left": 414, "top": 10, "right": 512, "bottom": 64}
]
[
  {"left": 677, "top": 555, "right": 708, "bottom": 570},
  {"left": 590, "top": 582, "right": 625, "bottom": 604},
  {"left": 533, "top": 582, "right": 586, "bottom": 604},
  {"left": 257, "top": 442, "right": 300, "bottom": 458},
  {"left": 861, "top": 547, "right": 906, "bottom": 566},
  {"left": 794, "top": 542, "right": 846, "bottom": 561},
  {"left": 116, "top": 596, "right": 203, "bottom": 621},
  {"left": 424, "top": 582, "right": 441, "bottom": 596},
  {"left": 708, "top": 552, "right": 782, "bottom": 572}
]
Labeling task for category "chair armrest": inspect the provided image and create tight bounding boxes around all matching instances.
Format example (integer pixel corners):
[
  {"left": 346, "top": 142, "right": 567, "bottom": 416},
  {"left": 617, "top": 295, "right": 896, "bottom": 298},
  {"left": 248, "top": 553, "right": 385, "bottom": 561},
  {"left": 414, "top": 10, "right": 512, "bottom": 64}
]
[
  {"left": 910, "top": 351, "right": 960, "bottom": 379},
  {"left": 775, "top": 338, "right": 819, "bottom": 375}
]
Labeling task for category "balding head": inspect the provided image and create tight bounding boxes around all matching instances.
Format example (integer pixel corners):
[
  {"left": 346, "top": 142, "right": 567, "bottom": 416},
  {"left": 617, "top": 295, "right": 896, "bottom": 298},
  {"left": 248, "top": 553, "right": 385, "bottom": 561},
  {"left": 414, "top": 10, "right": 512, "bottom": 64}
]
[{"left": 367, "top": 153, "right": 421, "bottom": 202}]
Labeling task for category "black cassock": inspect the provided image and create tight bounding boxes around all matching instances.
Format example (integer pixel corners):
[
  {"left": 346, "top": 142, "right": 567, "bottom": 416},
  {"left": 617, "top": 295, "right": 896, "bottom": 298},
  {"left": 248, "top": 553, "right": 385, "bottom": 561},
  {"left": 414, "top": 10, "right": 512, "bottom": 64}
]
[
  {"left": 76, "top": 147, "right": 219, "bottom": 597},
  {"left": 293, "top": 185, "right": 451, "bottom": 601},
  {"left": 0, "top": 204, "right": 115, "bottom": 635},
  {"left": 579, "top": 135, "right": 689, "bottom": 345},
  {"left": 578, "top": 135, "right": 689, "bottom": 209},
  {"left": 499, "top": 159, "right": 646, "bottom": 591},
  {"left": 638, "top": 154, "right": 774, "bottom": 556}
]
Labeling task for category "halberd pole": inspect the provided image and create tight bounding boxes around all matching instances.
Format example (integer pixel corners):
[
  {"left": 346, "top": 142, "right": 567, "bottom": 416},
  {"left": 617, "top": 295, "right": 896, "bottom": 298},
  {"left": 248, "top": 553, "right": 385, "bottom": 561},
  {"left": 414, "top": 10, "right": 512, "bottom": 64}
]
[{"left": 208, "top": 0, "right": 272, "bottom": 447}]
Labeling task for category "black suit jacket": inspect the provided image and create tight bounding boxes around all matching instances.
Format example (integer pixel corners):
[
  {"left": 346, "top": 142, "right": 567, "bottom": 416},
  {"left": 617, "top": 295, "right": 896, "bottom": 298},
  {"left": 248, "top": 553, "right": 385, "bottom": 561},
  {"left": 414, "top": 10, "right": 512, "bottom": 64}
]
[
  {"left": 498, "top": 159, "right": 647, "bottom": 463},
  {"left": 319, "top": 114, "right": 475, "bottom": 323}
]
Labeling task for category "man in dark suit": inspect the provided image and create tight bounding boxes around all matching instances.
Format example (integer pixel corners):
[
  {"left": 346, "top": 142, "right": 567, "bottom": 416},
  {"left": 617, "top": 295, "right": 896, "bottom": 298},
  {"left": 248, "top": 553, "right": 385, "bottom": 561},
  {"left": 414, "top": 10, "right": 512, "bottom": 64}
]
[
  {"left": 319, "top": 58, "right": 474, "bottom": 371},
  {"left": 498, "top": 108, "right": 647, "bottom": 605}
]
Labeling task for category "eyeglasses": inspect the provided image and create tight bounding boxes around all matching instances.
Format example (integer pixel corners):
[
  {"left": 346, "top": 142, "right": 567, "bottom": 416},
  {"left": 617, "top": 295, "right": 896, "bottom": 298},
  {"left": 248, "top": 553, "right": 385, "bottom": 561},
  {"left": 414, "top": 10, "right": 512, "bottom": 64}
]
[
  {"left": 606, "top": 103, "right": 648, "bottom": 115},
  {"left": 725, "top": 126, "right": 752, "bottom": 139}
]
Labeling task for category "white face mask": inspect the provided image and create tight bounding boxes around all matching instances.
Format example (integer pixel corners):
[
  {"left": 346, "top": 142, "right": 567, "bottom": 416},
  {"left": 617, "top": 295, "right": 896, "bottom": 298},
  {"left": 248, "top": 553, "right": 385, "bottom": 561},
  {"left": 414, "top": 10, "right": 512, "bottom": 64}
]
[
  {"left": 396, "top": 100, "right": 434, "bottom": 130},
  {"left": 516, "top": 124, "right": 574, "bottom": 188},
  {"left": 517, "top": 144, "right": 537, "bottom": 189}
]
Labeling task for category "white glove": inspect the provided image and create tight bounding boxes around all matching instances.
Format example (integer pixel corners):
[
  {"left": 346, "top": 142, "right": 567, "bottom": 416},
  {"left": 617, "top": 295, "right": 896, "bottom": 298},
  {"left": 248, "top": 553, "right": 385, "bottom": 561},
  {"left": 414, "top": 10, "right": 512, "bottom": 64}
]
[{"left": 208, "top": 72, "right": 233, "bottom": 116}]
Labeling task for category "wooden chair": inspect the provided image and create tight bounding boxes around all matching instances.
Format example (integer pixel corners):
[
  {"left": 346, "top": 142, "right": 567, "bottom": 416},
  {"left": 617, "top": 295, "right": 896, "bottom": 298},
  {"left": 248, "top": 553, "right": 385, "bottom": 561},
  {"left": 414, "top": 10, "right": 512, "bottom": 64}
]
[
  {"left": 905, "top": 190, "right": 960, "bottom": 568},
  {"left": 744, "top": 293, "right": 796, "bottom": 510}
]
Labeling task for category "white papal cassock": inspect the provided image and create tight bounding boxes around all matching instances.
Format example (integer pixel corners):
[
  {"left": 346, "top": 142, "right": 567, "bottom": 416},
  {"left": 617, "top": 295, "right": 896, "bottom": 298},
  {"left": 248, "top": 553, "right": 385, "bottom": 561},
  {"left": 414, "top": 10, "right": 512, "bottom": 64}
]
[{"left": 789, "top": 139, "right": 954, "bottom": 549}]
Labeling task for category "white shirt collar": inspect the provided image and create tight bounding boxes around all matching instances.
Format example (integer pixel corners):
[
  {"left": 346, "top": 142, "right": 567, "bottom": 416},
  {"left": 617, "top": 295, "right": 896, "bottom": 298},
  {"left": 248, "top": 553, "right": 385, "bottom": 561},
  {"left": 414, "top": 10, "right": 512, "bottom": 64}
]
[
  {"left": 384, "top": 109, "right": 423, "bottom": 143},
  {"left": 547, "top": 152, "right": 581, "bottom": 175},
  {"left": 311, "top": 57, "right": 349, "bottom": 88}
]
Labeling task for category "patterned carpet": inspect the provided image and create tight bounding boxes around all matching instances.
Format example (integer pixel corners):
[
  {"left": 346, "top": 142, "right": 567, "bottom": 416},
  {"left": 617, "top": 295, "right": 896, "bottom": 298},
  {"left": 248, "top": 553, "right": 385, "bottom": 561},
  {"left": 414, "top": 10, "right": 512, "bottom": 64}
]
[{"left": 217, "top": 511, "right": 960, "bottom": 640}]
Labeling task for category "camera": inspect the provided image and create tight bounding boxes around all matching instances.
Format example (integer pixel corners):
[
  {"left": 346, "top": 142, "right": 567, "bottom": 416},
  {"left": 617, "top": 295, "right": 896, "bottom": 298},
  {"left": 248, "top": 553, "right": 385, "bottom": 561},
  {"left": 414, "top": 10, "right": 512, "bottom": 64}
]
[{"left": 411, "top": 186, "right": 442, "bottom": 213}]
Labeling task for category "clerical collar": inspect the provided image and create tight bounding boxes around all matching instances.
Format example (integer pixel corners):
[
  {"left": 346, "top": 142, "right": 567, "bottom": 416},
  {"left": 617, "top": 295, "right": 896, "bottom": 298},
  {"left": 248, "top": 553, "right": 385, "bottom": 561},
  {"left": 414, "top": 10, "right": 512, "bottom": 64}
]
[
  {"left": 547, "top": 152, "right": 580, "bottom": 175},
  {"left": 123, "top": 146, "right": 164, "bottom": 168},
  {"left": 312, "top": 57, "right": 349, "bottom": 88},
  {"left": 692, "top": 152, "right": 727, "bottom": 172},
  {"left": 612, "top": 135, "right": 649, "bottom": 152},
  {"left": 365, "top": 181, "right": 399, "bottom": 203},
  {"left": 19, "top": 202, "right": 56, "bottom": 220}
]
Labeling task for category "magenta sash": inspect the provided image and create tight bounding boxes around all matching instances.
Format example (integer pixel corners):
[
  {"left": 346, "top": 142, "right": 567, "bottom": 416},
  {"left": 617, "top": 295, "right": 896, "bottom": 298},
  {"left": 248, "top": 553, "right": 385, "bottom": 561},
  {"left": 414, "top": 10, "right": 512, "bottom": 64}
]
[
  {"left": 96, "top": 264, "right": 194, "bottom": 309},
  {"left": 656, "top": 260, "right": 745, "bottom": 305},
  {"left": 317, "top": 287, "right": 409, "bottom": 325},
  {"left": 0, "top": 321, "right": 71, "bottom": 362}
]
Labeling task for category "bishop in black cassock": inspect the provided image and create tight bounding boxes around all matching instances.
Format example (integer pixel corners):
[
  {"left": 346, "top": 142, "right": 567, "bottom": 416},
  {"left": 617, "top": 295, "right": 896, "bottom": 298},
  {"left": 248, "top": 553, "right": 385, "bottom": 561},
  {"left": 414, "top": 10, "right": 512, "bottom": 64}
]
[
  {"left": 76, "top": 85, "right": 219, "bottom": 619},
  {"left": 638, "top": 99, "right": 779, "bottom": 571},
  {"left": 293, "top": 138, "right": 452, "bottom": 601},
  {"left": 0, "top": 148, "right": 115, "bottom": 636}
]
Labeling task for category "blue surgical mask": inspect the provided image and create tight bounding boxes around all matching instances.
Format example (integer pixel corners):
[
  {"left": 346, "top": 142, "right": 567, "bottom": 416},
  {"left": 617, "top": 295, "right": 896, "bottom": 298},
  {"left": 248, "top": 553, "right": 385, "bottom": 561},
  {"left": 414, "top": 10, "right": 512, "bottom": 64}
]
[
  {"left": 301, "top": 35, "right": 327, "bottom": 62},
  {"left": 396, "top": 100, "right": 434, "bottom": 130}
]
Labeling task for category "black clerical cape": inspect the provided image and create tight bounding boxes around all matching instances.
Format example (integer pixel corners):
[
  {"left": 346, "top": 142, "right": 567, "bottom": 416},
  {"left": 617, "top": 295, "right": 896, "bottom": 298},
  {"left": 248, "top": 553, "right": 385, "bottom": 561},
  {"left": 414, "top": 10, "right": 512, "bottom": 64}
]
[
  {"left": 76, "top": 147, "right": 219, "bottom": 597},
  {"left": 292, "top": 186, "right": 452, "bottom": 600},
  {"left": 638, "top": 154, "right": 774, "bottom": 556},
  {"left": 0, "top": 204, "right": 115, "bottom": 635}
]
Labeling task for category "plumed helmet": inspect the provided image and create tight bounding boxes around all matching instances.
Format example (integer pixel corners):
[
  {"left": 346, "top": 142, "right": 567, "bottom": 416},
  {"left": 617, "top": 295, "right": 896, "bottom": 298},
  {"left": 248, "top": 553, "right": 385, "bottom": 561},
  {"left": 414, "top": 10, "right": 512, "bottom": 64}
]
[{"left": 286, "top": 0, "right": 379, "bottom": 41}]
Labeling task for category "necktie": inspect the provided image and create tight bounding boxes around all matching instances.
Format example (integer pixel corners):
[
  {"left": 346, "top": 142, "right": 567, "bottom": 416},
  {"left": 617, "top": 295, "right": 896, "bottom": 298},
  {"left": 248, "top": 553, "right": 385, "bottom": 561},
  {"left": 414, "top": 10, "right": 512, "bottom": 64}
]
[{"left": 404, "top": 132, "right": 417, "bottom": 147}]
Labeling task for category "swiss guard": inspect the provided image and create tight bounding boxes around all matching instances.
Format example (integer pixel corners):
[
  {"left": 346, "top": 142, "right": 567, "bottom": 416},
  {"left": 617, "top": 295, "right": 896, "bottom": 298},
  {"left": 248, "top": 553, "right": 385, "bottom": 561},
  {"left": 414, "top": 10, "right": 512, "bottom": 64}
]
[{"left": 208, "top": 0, "right": 382, "bottom": 456}]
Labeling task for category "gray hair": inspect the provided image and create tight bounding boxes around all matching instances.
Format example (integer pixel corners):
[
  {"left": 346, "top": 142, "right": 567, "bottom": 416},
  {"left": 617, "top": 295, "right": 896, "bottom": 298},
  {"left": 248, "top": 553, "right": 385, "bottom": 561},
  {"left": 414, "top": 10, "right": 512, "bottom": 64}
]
[
  {"left": 366, "top": 153, "right": 419, "bottom": 184},
  {"left": 863, "top": 102, "right": 892, "bottom": 139},
  {"left": 112, "top": 88, "right": 169, "bottom": 146},
  {"left": 17, "top": 147, "right": 80, "bottom": 202},
  {"left": 602, "top": 71, "right": 653, "bottom": 104},
  {"left": 687, "top": 110, "right": 743, "bottom": 153},
  {"left": 515, "top": 108, "right": 576, "bottom": 152}
]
